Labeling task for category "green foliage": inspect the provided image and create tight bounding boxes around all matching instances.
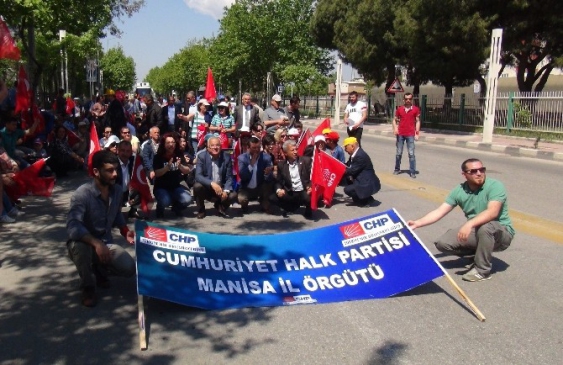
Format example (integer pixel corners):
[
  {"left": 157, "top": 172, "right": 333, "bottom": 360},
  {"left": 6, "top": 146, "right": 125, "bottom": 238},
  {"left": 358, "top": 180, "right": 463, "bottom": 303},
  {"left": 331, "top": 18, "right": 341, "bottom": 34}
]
[
  {"left": 209, "top": 0, "right": 331, "bottom": 95},
  {"left": 146, "top": 39, "right": 211, "bottom": 96},
  {"left": 513, "top": 101, "right": 533, "bottom": 128},
  {"left": 0, "top": 0, "right": 144, "bottom": 93},
  {"left": 477, "top": 0, "right": 563, "bottom": 92},
  {"left": 99, "top": 46, "right": 136, "bottom": 91}
]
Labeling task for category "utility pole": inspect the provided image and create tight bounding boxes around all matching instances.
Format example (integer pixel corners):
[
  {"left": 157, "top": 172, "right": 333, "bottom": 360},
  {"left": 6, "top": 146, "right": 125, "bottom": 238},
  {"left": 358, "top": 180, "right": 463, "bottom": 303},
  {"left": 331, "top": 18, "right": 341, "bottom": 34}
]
[
  {"left": 334, "top": 59, "right": 343, "bottom": 124},
  {"left": 483, "top": 28, "right": 503, "bottom": 144}
]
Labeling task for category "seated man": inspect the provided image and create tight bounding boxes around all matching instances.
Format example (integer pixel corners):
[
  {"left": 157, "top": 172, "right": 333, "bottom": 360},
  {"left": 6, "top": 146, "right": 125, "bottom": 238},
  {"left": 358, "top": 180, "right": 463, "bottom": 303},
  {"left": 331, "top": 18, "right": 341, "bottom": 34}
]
[
  {"left": 342, "top": 137, "right": 381, "bottom": 207},
  {"left": 194, "top": 136, "right": 237, "bottom": 219},
  {"left": 408, "top": 158, "right": 514, "bottom": 282},
  {"left": 1, "top": 118, "right": 40, "bottom": 169},
  {"left": 119, "top": 126, "right": 140, "bottom": 154},
  {"left": 66, "top": 150, "right": 136, "bottom": 307},
  {"left": 237, "top": 136, "right": 274, "bottom": 214},
  {"left": 269, "top": 139, "right": 313, "bottom": 219},
  {"left": 116, "top": 140, "right": 143, "bottom": 219}
]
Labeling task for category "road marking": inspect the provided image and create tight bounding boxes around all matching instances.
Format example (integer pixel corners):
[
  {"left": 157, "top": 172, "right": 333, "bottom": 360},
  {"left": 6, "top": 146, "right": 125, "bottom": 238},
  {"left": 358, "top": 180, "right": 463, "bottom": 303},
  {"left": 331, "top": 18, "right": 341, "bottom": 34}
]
[{"left": 380, "top": 173, "right": 563, "bottom": 244}]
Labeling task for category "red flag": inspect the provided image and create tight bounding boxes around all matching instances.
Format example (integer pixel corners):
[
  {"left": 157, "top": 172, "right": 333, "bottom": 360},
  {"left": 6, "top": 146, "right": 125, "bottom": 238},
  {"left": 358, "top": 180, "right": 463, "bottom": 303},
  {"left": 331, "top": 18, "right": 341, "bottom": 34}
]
[
  {"left": 0, "top": 18, "right": 21, "bottom": 60},
  {"left": 312, "top": 118, "right": 331, "bottom": 137},
  {"left": 65, "top": 97, "right": 75, "bottom": 116},
  {"left": 232, "top": 138, "right": 241, "bottom": 182},
  {"left": 6, "top": 159, "right": 55, "bottom": 200},
  {"left": 204, "top": 67, "right": 217, "bottom": 101},
  {"left": 87, "top": 122, "right": 100, "bottom": 176},
  {"left": 196, "top": 123, "right": 207, "bottom": 148},
  {"left": 66, "top": 128, "right": 81, "bottom": 147},
  {"left": 130, "top": 154, "right": 154, "bottom": 215},
  {"left": 310, "top": 149, "right": 346, "bottom": 210},
  {"left": 15, "top": 65, "right": 31, "bottom": 114},
  {"left": 297, "top": 129, "right": 313, "bottom": 156},
  {"left": 21, "top": 105, "right": 45, "bottom": 141}
]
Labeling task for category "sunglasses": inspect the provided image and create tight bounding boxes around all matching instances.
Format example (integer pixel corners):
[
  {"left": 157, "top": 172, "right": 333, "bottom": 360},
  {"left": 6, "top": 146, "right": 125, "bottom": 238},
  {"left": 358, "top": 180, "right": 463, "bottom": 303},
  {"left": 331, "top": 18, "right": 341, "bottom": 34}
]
[
  {"left": 465, "top": 167, "right": 486, "bottom": 175},
  {"left": 122, "top": 131, "right": 131, "bottom": 134}
]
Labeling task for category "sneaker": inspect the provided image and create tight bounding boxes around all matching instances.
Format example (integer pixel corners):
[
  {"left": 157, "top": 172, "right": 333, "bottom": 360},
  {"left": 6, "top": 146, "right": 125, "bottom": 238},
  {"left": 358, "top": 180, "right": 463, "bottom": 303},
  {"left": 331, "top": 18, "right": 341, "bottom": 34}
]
[
  {"left": 0, "top": 215, "right": 16, "bottom": 223},
  {"left": 462, "top": 268, "right": 491, "bottom": 282},
  {"left": 8, "top": 207, "right": 24, "bottom": 217},
  {"left": 409, "top": 172, "right": 416, "bottom": 179},
  {"left": 393, "top": 170, "right": 400, "bottom": 175}
]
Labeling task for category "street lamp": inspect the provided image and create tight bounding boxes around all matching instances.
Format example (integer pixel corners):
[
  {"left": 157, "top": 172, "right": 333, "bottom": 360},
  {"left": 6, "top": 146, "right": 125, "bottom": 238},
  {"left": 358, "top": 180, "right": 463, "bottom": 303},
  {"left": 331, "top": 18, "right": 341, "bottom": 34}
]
[{"left": 59, "top": 30, "right": 66, "bottom": 91}]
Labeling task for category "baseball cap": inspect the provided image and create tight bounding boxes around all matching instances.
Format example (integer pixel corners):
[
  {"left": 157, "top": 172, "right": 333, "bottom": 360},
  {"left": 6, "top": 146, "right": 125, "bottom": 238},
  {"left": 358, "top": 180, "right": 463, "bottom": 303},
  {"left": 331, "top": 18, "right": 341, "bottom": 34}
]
[
  {"left": 314, "top": 135, "right": 326, "bottom": 144},
  {"left": 343, "top": 137, "right": 357, "bottom": 146},
  {"left": 34, "top": 137, "right": 43, "bottom": 144},
  {"left": 287, "top": 128, "right": 300, "bottom": 136},
  {"left": 322, "top": 128, "right": 332, "bottom": 135},
  {"left": 198, "top": 98, "right": 210, "bottom": 106},
  {"left": 272, "top": 94, "right": 282, "bottom": 102},
  {"left": 326, "top": 131, "right": 340, "bottom": 141},
  {"left": 217, "top": 101, "right": 230, "bottom": 108},
  {"left": 104, "top": 135, "right": 120, "bottom": 148}
]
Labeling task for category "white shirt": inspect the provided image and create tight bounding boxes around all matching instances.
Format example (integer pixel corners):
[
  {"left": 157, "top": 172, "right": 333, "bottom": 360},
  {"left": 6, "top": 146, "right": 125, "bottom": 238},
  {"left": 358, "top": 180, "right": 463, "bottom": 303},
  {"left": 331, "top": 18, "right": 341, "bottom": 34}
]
[
  {"left": 288, "top": 160, "right": 304, "bottom": 192},
  {"left": 119, "top": 158, "right": 130, "bottom": 193},
  {"left": 345, "top": 100, "right": 367, "bottom": 128}
]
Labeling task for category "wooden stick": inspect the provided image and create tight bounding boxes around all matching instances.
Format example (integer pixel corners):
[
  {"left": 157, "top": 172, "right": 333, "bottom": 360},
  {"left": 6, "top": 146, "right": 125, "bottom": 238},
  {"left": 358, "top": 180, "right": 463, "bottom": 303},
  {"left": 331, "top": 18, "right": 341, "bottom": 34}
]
[
  {"left": 138, "top": 295, "right": 147, "bottom": 350},
  {"left": 395, "top": 209, "right": 486, "bottom": 322},
  {"left": 442, "top": 270, "right": 486, "bottom": 322}
]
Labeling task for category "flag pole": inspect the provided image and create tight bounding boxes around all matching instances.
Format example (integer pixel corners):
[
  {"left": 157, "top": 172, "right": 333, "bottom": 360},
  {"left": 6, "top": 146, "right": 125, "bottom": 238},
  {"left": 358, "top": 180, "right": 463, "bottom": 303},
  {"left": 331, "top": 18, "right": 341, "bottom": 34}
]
[
  {"left": 138, "top": 294, "right": 147, "bottom": 350},
  {"left": 394, "top": 209, "right": 486, "bottom": 322}
]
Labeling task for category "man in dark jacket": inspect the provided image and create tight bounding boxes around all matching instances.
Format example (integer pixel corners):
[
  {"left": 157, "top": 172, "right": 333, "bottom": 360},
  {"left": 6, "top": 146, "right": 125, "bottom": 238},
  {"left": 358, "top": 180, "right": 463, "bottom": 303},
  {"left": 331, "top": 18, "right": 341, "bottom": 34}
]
[
  {"left": 143, "top": 94, "right": 163, "bottom": 132},
  {"left": 269, "top": 139, "right": 313, "bottom": 219},
  {"left": 342, "top": 137, "right": 381, "bottom": 207},
  {"left": 193, "top": 136, "right": 237, "bottom": 219},
  {"left": 161, "top": 95, "right": 183, "bottom": 133},
  {"left": 103, "top": 89, "right": 127, "bottom": 136},
  {"left": 237, "top": 136, "right": 274, "bottom": 214}
]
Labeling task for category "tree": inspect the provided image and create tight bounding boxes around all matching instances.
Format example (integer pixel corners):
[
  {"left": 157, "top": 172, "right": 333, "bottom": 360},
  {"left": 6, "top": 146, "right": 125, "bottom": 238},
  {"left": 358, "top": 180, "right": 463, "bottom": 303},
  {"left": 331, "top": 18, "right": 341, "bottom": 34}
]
[
  {"left": 311, "top": 0, "right": 406, "bottom": 88},
  {"left": 146, "top": 39, "right": 211, "bottom": 97},
  {"left": 0, "top": 0, "right": 144, "bottom": 92},
  {"left": 478, "top": 0, "right": 563, "bottom": 92},
  {"left": 209, "top": 0, "right": 332, "bottom": 95},
  {"left": 394, "top": 0, "right": 489, "bottom": 97},
  {"left": 99, "top": 46, "right": 136, "bottom": 91}
]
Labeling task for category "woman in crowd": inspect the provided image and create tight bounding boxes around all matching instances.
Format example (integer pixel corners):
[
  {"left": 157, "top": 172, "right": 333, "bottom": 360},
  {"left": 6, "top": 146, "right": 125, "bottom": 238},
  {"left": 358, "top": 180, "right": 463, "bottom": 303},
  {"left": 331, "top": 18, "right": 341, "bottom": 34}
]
[
  {"left": 190, "top": 98, "right": 212, "bottom": 154},
  {"left": 152, "top": 133, "right": 193, "bottom": 218},
  {"left": 209, "top": 102, "right": 235, "bottom": 148}
]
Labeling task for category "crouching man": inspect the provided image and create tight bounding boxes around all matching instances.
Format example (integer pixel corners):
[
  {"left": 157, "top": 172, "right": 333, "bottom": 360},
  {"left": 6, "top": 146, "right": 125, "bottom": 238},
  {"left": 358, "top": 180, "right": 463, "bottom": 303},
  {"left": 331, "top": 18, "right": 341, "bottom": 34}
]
[{"left": 66, "top": 150, "right": 136, "bottom": 307}]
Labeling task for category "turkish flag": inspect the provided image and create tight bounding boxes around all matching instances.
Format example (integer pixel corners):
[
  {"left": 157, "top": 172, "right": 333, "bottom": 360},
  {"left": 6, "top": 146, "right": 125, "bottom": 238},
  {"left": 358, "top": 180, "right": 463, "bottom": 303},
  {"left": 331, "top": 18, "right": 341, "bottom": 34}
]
[
  {"left": 196, "top": 123, "right": 207, "bottom": 148},
  {"left": 312, "top": 118, "right": 331, "bottom": 137},
  {"left": 6, "top": 159, "right": 55, "bottom": 200},
  {"left": 14, "top": 65, "right": 31, "bottom": 114},
  {"left": 204, "top": 67, "right": 217, "bottom": 101},
  {"left": 21, "top": 105, "right": 46, "bottom": 140},
  {"left": 87, "top": 122, "right": 100, "bottom": 176},
  {"left": 0, "top": 18, "right": 21, "bottom": 60},
  {"left": 130, "top": 154, "right": 153, "bottom": 215},
  {"left": 232, "top": 138, "right": 241, "bottom": 182},
  {"left": 310, "top": 149, "right": 346, "bottom": 210},
  {"left": 66, "top": 128, "right": 81, "bottom": 147},
  {"left": 297, "top": 128, "right": 313, "bottom": 156}
]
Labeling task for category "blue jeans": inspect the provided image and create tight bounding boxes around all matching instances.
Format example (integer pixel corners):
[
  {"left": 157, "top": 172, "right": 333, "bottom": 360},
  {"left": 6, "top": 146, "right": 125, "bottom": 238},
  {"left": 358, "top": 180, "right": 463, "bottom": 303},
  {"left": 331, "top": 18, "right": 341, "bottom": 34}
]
[
  {"left": 154, "top": 186, "right": 192, "bottom": 214},
  {"left": 395, "top": 135, "right": 416, "bottom": 173}
]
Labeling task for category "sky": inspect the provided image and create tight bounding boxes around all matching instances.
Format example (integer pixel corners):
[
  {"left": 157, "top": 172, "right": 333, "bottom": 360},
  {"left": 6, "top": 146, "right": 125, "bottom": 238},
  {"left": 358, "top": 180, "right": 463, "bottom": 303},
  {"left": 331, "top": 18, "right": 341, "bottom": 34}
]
[{"left": 104, "top": 0, "right": 355, "bottom": 84}]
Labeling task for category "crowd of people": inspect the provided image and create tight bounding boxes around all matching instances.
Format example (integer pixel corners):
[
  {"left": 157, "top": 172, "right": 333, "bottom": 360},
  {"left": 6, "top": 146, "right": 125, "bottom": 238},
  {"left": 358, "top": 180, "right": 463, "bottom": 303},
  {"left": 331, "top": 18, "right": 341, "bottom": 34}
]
[{"left": 0, "top": 80, "right": 514, "bottom": 307}]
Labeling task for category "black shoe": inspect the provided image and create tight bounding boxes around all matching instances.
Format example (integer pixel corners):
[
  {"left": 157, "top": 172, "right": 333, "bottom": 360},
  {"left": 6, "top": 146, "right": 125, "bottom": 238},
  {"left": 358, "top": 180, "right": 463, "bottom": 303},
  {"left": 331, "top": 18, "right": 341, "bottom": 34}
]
[
  {"left": 304, "top": 209, "right": 313, "bottom": 220},
  {"left": 196, "top": 210, "right": 206, "bottom": 219},
  {"left": 129, "top": 210, "right": 145, "bottom": 220},
  {"left": 217, "top": 207, "right": 231, "bottom": 218},
  {"left": 410, "top": 172, "right": 416, "bottom": 179},
  {"left": 155, "top": 210, "right": 164, "bottom": 219},
  {"left": 281, "top": 210, "right": 289, "bottom": 218},
  {"left": 241, "top": 204, "right": 249, "bottom": 214},
  {"left": 393, "top": 170, "right": 400, "bottom": 175}
]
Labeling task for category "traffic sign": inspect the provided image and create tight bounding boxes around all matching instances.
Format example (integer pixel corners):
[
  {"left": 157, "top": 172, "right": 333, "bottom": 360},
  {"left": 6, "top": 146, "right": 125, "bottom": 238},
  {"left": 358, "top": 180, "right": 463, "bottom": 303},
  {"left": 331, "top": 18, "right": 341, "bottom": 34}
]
[
  {"left": 386, "top": 78, "right": 404, "bottom": 93},
  {"left": 277, "top": 84, "right": 284, "bottom": 94}
]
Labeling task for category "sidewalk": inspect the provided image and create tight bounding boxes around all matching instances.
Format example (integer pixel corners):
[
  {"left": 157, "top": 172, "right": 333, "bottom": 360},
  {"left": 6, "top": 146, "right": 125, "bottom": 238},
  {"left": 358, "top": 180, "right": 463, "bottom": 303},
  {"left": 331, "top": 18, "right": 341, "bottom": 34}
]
[{"left": 302, "top": 118, "right": 563, "bottom": 161}]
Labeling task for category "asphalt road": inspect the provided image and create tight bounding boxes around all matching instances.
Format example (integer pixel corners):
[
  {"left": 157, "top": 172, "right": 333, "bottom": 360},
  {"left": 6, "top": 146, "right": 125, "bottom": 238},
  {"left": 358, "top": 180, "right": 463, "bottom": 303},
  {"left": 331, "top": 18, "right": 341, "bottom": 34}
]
[{"left": 0, "top": 133, "right": 561, "bottom": 365}]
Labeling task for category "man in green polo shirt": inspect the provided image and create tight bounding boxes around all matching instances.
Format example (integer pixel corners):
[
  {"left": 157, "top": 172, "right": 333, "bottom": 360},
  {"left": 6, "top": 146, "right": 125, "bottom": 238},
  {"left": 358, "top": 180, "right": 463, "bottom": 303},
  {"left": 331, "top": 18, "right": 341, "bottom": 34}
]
[{"left": 407, "top": 158, "right": 514, "bottom": 282}]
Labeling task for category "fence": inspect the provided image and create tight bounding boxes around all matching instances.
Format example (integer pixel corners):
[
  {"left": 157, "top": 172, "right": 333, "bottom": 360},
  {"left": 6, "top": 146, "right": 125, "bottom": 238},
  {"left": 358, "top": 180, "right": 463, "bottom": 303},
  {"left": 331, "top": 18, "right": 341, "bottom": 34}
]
[{"left": 289, "top": 92, "right": 563, "bottom": 134}]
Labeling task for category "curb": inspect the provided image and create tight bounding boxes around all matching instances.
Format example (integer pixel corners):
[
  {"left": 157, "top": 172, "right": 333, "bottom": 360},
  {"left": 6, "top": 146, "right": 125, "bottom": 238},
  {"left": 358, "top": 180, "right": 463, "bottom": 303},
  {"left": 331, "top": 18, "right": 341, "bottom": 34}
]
[{"left": 302, "top": 121, "right": 563, "bottom": 162}]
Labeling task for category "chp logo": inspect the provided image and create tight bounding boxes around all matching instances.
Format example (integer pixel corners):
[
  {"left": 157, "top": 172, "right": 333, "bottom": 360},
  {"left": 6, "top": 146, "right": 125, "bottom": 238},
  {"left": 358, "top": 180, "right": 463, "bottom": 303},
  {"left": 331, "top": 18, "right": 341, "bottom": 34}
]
[
  {"left": 283, "top": 295, "right": 317, "bottom": 305},
  {"left": 339, "top": 222, "right": 365, "bottom": 239},
  {"left": 323, "top": 168, "right": 337, "bottom": 187},
  {"left": 144, "top": 226, "right": 167, "bottom": 241}
]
